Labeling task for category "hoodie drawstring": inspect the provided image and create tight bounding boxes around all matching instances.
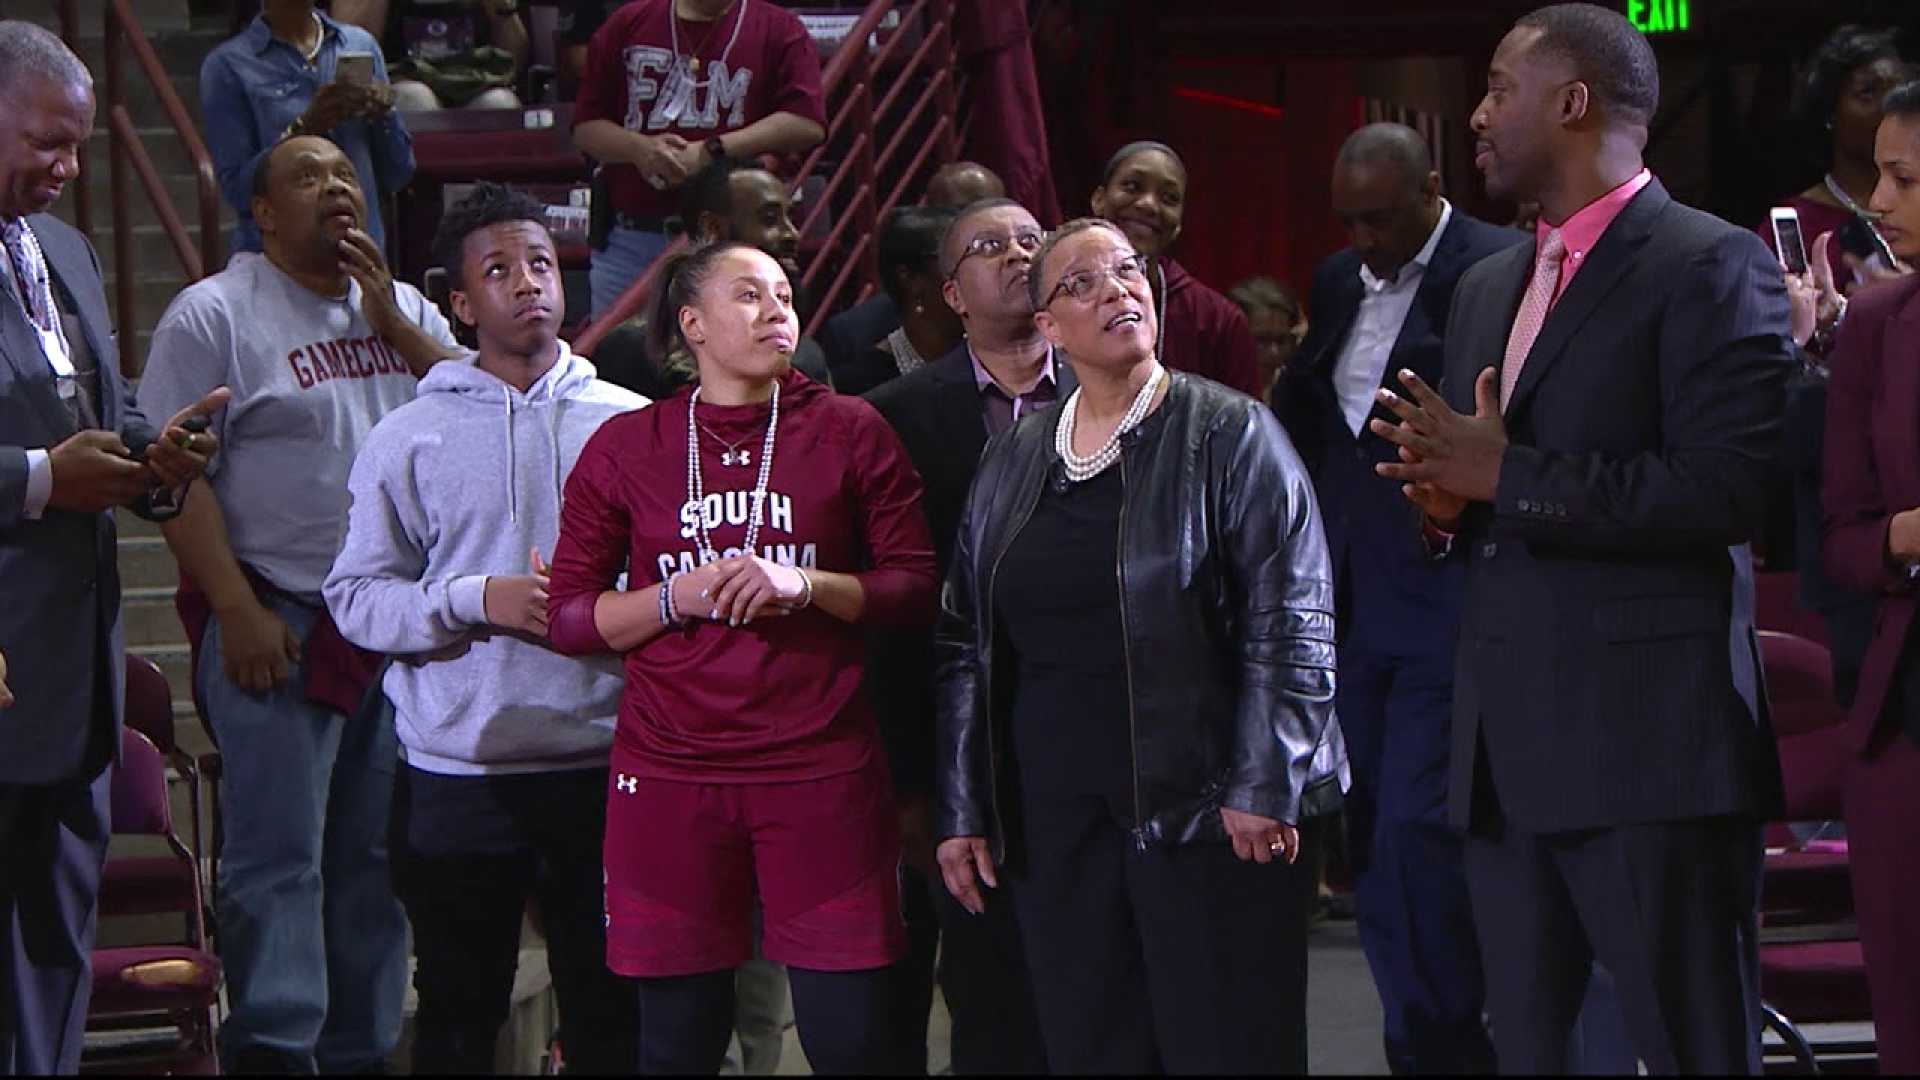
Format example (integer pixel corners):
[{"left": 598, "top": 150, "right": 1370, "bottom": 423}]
[
  {"left": 503, "top": 385, "right": 517, "bottom": 524},
  {"left": 548, "top": 405, "right": 563, "bottom": 516}
]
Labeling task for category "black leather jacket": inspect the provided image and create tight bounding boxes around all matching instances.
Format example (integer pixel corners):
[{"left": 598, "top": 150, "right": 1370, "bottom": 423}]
[{"left": 934, "top": 373, "right": 1347, "bottom": 863}]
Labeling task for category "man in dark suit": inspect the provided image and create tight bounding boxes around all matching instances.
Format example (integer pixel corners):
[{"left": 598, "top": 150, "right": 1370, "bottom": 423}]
[
  {"left": 863, "top": 196, "right": 1061, "bottom": 1074},
  {"left": 1274, "top": 122, "right": 1521, "bottom": 1075},
  {"left": 0, "top": 21, "right": 224, "bottom": 1074},
  {"left": 1372, "top": 4, "right": 1792, "bottom": 1073}
]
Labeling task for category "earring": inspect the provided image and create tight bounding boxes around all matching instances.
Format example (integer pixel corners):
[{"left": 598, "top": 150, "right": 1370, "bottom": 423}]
[{"left": 912, "top": 303, "right": 925, "bottom": 316}]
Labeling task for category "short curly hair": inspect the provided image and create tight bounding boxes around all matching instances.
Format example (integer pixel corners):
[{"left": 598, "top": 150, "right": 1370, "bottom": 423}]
[{"left": 432, "top": 182, "right": 551, "bottom": 290}]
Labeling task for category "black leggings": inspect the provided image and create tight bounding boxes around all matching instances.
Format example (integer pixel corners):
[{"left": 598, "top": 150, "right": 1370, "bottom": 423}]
[{"left": 637, "top": 965, "right": 891, "bottom": 1074}]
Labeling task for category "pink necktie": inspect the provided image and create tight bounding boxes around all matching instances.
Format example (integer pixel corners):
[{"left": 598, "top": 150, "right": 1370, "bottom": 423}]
[{"left": 1500, "top": 229, "right": 1566, "bottom": 411}]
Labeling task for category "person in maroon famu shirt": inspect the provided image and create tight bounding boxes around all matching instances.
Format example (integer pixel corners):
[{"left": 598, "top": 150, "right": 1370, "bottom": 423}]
[
  {"left": 545, "top": 241, "right": 937, "bottom": 1073},
  {"left": 1092, "top": 140, "right": 1262, "bottom": 397},
  {"left": 573, "top": 0, "right": 825, "bottom": 317}
]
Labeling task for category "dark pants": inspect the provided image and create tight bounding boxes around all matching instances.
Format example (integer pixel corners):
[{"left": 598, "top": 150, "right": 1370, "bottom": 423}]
[
  {"left": 637, "top": 966, "right": 890, "bottom": 1074},
  {"left": 890, "top": 865, "right": 1048, "bottom": 1074},
  {"left": 1845, "top": 726, "right": 1920, "bottom": 1073},
  {"left": 1007, "top": 792, "right": 1315, "bottom": 1074},
  {"left": 0, "top": 769, "right": 111, "bottom": 1076},
  {"left": 391, "top": 765, "right": 636, "bottom": 1075},
  {"left": 1338, "top": 647, "right": 1493, "bottom": 1074},
  {"left": 1465, "top": 806, "right": 1764, "bottom": 1074}
]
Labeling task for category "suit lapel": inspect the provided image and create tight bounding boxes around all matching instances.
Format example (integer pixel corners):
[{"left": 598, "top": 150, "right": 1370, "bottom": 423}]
[
  {"left": 1313, "top": 270, "right": 1366, "bottom": 381},
  {"left": 1450, "top": 243, "right": 1531, "bottom": 413},
  {"left": 1503, "top": 182, "right": 1668, "bottom": 420},
  {"left": 928, "top": 352, "right": 989, "bottom": 461},
  {"left": 35, "top": 215, "right": 120, "bottom": 426},
  {"left": 0, "top": 254, "right": 75, "bottom": 439},
  {"left": 1368, "top": 219, "right": 1467, "bottom": 431},
  {"left": 1887, "top": 294, "right": 1920, "bottom": 504}
]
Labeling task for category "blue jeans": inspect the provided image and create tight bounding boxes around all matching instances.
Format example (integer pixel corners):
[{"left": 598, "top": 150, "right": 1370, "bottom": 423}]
[
  {"left": 589, "top": 226, "right": 671, "bottom": 319},
  {"left": 198, "top": 593, "right": 409, "bottom": 1072}
]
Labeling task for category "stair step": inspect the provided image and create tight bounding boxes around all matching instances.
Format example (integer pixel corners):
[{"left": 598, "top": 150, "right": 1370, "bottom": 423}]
[
  {"left": 91, "top": 69, "right": 212, "bottom": 132},
  {"left": 122, "top": 585, "right": 184, "bottom": 649},
  {"left": 86, "top": 165, "right": 229, "bottom": 230},
  {"left": 100, "top": 270, "right": 193, "bottom": 321},
  {"left": 5, "top": 0, "right": 194, "bottom": 38},
  {"left": 118, "top": 534, "right": 179, "bottom": 590},
  {"left": 86, "top": 124, "right": 214, "bottom": 181}
]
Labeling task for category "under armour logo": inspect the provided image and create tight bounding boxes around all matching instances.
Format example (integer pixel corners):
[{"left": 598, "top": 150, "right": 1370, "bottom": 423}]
[{"left": 615, "top": 773, "right": 638, "bottom": 794}]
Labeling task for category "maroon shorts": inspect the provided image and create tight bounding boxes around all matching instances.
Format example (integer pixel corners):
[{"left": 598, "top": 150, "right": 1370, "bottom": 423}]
[{"left": 602, "top": 755, "right": 905, "bottom": 977}]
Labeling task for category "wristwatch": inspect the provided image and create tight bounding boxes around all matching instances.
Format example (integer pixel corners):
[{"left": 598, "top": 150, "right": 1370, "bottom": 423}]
[{"left": 705, "top": 135, "right": 727, "bottom": 163}]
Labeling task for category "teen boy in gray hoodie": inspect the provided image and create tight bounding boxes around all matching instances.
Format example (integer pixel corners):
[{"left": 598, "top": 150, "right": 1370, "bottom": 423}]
[{"left": 324, "top": 184, "right": 647, "bottom": 1073}]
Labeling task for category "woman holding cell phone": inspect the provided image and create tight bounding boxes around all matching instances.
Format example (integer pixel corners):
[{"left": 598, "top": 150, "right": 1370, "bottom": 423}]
[
  {"left": 1821, "top": 79, "right": 1920, "bottom": 1076},
  {"left": 200, "top": 0, "right": 414, "bottom": 253}
]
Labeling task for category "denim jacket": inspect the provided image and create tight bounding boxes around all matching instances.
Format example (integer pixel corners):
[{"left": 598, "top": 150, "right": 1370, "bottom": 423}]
[{"left": 200, "top": 13, "right": 414, "bottom": 252}]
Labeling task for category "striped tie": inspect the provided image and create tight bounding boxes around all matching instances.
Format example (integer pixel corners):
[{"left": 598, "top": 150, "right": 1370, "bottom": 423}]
[
  {"left": 1499, "top": 229, "right": 1567, "bottom": 412},
  {"left": 2, "top": 219, "right": 53, "bottom": 332}
]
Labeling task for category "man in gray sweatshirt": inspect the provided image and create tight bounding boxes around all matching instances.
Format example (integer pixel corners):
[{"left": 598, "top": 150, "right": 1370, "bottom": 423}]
[{"left": 324, "top": 184, "right": 647, "bottom": 1073}]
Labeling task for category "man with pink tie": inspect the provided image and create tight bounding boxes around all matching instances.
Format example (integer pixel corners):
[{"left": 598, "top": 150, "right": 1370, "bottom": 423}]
[{"left": 1369, "top": 4, "right": 1795, "bottom": 1073}]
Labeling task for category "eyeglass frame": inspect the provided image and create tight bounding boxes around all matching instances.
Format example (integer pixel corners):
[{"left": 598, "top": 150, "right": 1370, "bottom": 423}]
[
  {"left": 1041, "top": 252, "right": 1148, "bottom": 309},
  {"left": 946, "top": 228, "right": 1047, "bottom": 279}
]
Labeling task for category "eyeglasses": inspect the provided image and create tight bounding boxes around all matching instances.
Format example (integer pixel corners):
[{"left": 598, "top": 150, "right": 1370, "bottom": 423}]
[
  {"left": 949, "top": 229, "right": 1045, "bottom": 276},
  {"left": 1043, "top": 254, "right": 1146, "bottom": 308}
]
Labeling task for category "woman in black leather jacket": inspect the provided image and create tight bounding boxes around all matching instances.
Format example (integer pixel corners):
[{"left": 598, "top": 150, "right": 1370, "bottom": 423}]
[{"left": 931, "top": 217, "right": 1346, "bottom": 1074}]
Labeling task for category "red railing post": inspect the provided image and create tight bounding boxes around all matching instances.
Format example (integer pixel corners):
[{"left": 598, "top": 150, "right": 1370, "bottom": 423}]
[
  {"left": 933, "top": 0, "right": 960, "bottom": 165},
  {"left": 851, "top": 44, "right": 879, "bottom": 318},
  {"left": 58, "top": 0, "right": 92, "bottom": 245},
  {"left": 103, "top": 2, "right": 138, "bottom": 376}
]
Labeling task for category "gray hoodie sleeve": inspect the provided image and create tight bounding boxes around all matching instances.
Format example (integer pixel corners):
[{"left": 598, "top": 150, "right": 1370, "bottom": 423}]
[{"left": 324, "top": 431, "right": 492, "bottom": 654}]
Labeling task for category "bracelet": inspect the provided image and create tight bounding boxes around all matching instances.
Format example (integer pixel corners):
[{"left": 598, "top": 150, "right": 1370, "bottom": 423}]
[
  {"left": 658, "top": 573, "right": 683, "bottom": 629},
  {"left": 793, "top": 568, "right": 814, "bottom": 610}
]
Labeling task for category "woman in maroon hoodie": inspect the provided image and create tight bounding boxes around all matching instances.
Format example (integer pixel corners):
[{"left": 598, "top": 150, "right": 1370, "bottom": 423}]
[
  {"left": 545, "top": 241, "right": 938, "bottom": 1073},
  {"left": 1092, "top": 139, "right": 1263, "bottom": 397}
]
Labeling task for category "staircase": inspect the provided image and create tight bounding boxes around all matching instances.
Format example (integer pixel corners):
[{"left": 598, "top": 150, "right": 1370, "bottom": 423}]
[{"left": 9, "top": 0, "right": 233, "bottom": 753}]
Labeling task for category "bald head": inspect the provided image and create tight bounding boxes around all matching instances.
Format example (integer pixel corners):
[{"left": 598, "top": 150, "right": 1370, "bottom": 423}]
[
  {"left": 925, "top": 162, "right": 1006, "bottom": 209},
  {"left": 1331, "top": 123, "right": 1443, "bottom": 282},
  {"left": 1335, "top": 123, "right": 1433, "bottom": 195},
  {"left": 0, "top": 21, "right": 90, "bottom": 97}
]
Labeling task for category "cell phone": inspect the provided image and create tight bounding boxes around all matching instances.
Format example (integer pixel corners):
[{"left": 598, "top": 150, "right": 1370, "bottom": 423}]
[
  {"left": 1770, "top": 207, "right": 1808, "bottom": 275},
  {"left": 335, "top": 50, "right": 375, "bottom": 87},
  {"left": 1837, "top": 213, "right": 1898, "bottom": 267}
]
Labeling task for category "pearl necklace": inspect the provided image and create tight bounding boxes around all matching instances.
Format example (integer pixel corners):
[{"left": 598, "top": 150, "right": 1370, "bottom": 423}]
[
  {"left": 1054, "top": 364, "right": 1165, "bottom": 483},
  {"left": 685, "top": 381, "right": 780, "bottom": 562}
]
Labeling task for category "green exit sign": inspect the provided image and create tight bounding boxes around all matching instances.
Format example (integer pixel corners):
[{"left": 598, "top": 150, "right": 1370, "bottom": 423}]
[{"left": 1626, "top": 0, "right": 1691, "bottom": 33}]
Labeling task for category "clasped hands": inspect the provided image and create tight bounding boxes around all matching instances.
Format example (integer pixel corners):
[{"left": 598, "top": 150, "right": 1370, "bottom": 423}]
[
  {"left": 675, "top": 555, "right": 811, "bottom": 627},
  {"left": 1368, "top": 366, "right": 1509, "bottom": 527}
]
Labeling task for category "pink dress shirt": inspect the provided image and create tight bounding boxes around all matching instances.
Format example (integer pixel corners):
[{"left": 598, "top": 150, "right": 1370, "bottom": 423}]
[{"left": 1539, "top": 169, "right": 1653, "bottom": 307}]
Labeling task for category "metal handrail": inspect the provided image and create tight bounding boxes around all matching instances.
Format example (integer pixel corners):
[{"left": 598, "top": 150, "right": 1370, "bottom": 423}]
[
  {"left": 573, "top": 0, "right": 959, "bottom": 352},
  {"left": 78, "top": 0, "right": 224, "bottom": 374}
]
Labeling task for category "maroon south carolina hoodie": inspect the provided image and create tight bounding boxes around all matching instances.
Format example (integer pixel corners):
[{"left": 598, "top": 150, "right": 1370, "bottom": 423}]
[{"left": 547, "top": 368, "right": 938, "bottom": 784}]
